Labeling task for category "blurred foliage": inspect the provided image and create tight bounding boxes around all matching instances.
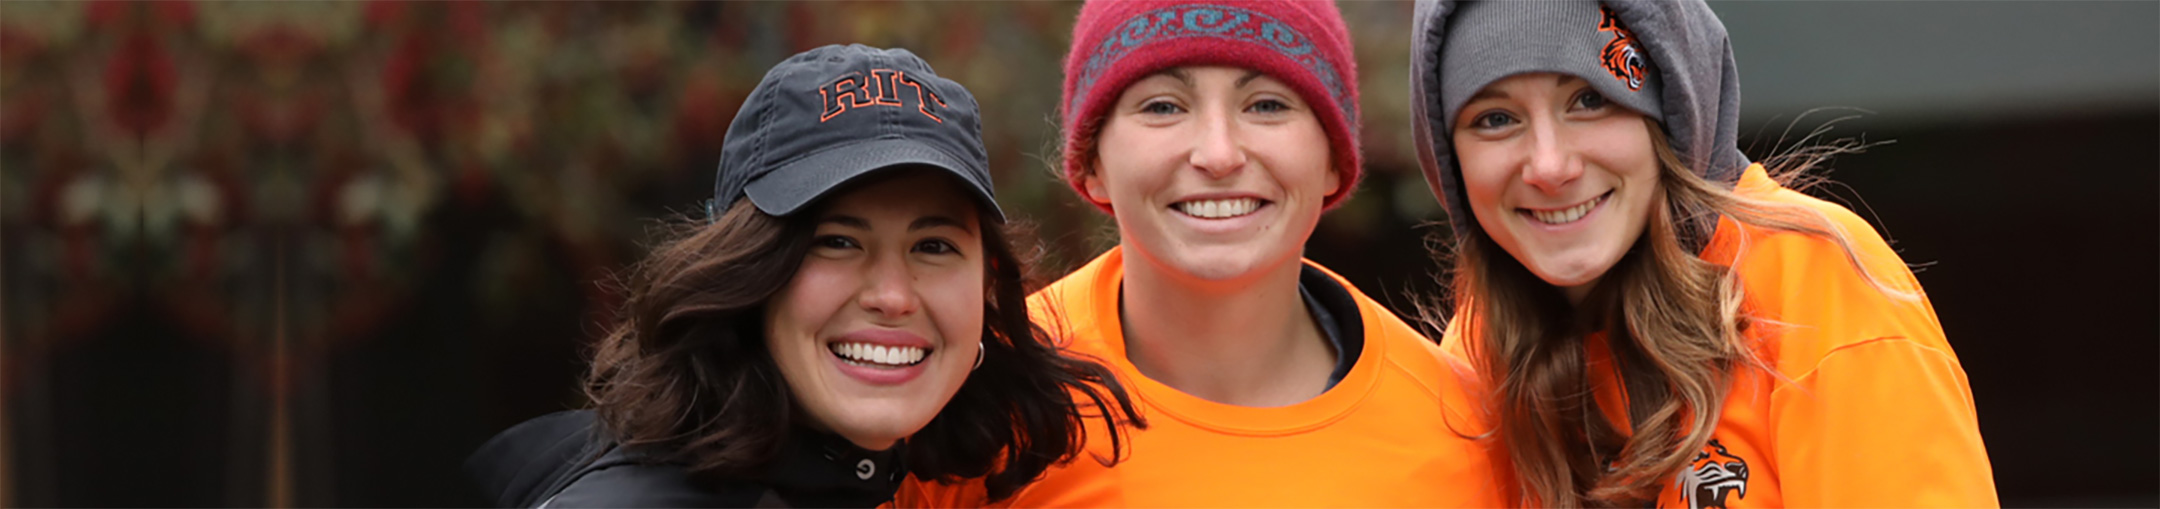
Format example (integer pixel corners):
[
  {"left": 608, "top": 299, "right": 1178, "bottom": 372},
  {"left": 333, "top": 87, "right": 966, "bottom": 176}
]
[{"left": 0, "top": 0, "right": 1438, "bottom": 368}]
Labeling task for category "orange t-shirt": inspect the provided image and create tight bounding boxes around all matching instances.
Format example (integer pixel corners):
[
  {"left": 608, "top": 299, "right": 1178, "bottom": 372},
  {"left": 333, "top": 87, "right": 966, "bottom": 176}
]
[
  {"left": 895, "top": 247, "right": 1508, "bottom": 507},
  {"left": 1445, "top": 163, "right": 1997, "bottom": 508}
]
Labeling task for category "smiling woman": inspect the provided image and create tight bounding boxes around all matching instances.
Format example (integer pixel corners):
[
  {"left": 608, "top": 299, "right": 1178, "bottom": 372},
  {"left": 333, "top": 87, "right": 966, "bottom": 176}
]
[
  {"left": 464, "top": 44, "right": 1139, "bottom": 508},
  {"left": 1411, "top": 1, "right": 1997, "bottom": 507},
  {"left": 897, "top": 1, "right": 1507, "bottom": 506}
]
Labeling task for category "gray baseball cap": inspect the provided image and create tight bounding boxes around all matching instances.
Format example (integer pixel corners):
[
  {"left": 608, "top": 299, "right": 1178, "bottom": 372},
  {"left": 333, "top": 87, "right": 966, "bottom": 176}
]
[{"left": 712, "top": 44, "right": 1003, "bottom": 222}]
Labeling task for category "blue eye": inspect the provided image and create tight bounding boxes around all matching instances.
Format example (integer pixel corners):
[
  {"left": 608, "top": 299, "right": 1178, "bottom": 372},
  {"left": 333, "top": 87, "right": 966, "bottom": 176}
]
[
  {"left": 1469, "top": 111, "right": 1516, "bottom": 130},
  {"left": 1248, "top": 99, "right": 1289, "bottom": 114},
  {"left": 1140, "top": 100, "right": 1184, "bottom": 115}
]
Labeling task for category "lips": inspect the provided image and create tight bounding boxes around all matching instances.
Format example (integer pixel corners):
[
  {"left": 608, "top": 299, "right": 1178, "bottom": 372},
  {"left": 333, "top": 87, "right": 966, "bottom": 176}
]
[
  {"left": 828, "top": 342, "right": 926, "bottom": 367},
  {"left": 1172, "top": 197, "right": 1264, "bottom": 219},
  {"left": 825, "top": 329, "right": 935, "bottom": 385},
  {"left": 1521, "top": 191, "right": 1610, "bottom": 225}
]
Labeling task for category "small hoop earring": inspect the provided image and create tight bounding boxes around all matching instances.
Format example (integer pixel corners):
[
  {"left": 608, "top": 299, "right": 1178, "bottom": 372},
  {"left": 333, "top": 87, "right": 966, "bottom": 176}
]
[{"left": 973, "top": 341, "right": 985, "bottom": 370}]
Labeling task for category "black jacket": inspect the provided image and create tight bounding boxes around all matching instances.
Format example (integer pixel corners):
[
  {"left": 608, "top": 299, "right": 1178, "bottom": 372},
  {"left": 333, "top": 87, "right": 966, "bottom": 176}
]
[{"left": 466, "top": 410, "right": 906, "bottom": 508}]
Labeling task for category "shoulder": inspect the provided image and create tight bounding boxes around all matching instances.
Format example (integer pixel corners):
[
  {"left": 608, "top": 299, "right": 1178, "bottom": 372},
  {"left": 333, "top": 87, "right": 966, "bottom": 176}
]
[
  {"left": 544, "top": 447, "right": 765, "bottom": 508},
  {"left": 1027, "top": 248, "right": 1123, "bottom": 351},
  {"left": 1713, "top": 169, "right": 1956, "bottom": 377},
  {"left": 1725, "top": 175, "right": 1915, "bottom": 289},
  {"left": 466, "top": 410, "right": 604, "bottom": 507}
]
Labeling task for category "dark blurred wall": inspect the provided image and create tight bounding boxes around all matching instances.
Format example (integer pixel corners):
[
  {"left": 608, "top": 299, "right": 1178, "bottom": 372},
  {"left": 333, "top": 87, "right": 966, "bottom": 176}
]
[{"left": 2, "top": 1, "right": 2153, "bottom": 507}]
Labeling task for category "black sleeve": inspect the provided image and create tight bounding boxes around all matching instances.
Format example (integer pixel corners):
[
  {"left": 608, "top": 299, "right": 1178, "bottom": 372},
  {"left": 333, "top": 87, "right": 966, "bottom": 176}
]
[{"left": 465, "top": 410, "right": 605, "bottom": 508}]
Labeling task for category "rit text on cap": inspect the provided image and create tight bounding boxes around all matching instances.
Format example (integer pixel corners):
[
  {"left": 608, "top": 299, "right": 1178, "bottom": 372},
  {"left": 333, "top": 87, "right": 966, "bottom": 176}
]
[{"left": 819, "top": 69, "right": 948, "bottom": 124}]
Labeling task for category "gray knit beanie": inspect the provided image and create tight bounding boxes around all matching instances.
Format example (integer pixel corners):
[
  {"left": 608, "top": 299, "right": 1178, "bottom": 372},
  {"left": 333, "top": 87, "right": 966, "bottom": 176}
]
[{"left": 1437, "top": 0, "right": 1663, "bottom": 129}]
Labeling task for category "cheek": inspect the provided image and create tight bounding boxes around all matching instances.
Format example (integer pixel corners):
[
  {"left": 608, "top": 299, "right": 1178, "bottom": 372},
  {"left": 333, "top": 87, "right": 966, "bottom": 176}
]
[
  {"left": 1452, "top": 144, "right": 1511, "bottom": 213},
  {"left": 919, "top": 263, "right": 986, "bottom": 345},
  {"left": 1586, "top": 120, "right": 1659, "bottom": 179},
  {"left": 768, "top": 261, "right": 854, "bottom": 345},
  {"left": 1271, "top": 124, "right": 1336, "bottom": 196},
  {"left": 1092, "top": 121, "right": 1174, "bottom": 199}
]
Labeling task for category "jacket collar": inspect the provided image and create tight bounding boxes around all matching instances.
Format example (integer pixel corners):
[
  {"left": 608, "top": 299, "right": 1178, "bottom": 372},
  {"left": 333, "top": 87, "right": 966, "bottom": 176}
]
[{"left": 757, "top": 427, "right": 908, "bottom": 506}]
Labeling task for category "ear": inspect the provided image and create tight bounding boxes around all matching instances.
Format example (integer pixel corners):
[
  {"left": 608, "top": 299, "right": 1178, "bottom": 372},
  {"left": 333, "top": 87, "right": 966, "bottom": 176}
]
[
  {"left": 1080, "top": 166, "right": 1114, "bottom": 206},
  {"left": 1323, "top": 165, "right": 1343, "bottom": 198}
]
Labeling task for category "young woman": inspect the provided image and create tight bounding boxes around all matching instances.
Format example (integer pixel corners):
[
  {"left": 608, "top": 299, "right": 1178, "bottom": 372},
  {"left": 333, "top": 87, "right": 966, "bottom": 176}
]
[
  {"left": 1410, "top": 1, "right": 1996, "bottom": 507},
  {"left": 467, "top": 44, "right": 1138, "bottom": 508},
  {"left": 899, "top": 1, "right": 1505, "bottom": 506}
]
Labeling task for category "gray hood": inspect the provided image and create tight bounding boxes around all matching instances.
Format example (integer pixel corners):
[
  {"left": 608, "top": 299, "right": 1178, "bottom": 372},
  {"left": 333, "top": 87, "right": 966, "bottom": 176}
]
[{"left": 1410, "top": 0, "right": 1748, "bottom": 249}]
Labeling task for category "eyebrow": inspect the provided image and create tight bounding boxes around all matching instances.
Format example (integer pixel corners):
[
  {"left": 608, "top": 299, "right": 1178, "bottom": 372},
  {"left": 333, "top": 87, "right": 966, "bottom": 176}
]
[
  {"left": 819, "top": 215, "right": 871, "bottom": 229},
  {"left": 910, "top": 215, "right": 973, "bottom": 234},
  {"left": 818, "top": 214, "right": 975, "bottom": 234},
  {"left": 1235, "top": 70, "right": 1266, "bottom": 88},
  {"left": 1157, "top": 68, "right": 1193, "bottom": 87}
]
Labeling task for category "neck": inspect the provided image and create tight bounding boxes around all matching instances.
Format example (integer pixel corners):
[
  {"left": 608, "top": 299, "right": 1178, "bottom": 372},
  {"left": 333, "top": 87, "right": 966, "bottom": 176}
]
[{"left": 1117, "top": 251, "right": 1337, "bottom": 407}]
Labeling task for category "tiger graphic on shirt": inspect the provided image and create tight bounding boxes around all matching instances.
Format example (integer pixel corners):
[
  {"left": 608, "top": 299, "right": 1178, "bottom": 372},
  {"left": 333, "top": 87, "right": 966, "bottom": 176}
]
[{"left": 1668, "top": 438, "right": 1750, "bottom": 509}]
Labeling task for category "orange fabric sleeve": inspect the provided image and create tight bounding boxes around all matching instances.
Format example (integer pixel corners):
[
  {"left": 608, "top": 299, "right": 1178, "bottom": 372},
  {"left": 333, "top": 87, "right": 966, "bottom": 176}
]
[{"left": 1769, "top": 337, "right": 1998, "bottom": 508}]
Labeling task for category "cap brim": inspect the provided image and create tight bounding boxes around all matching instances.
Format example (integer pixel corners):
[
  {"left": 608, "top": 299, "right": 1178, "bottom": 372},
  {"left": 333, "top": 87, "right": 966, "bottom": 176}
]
[{"left": 742, "top": 138, "right": 1004, "bottom": 222}]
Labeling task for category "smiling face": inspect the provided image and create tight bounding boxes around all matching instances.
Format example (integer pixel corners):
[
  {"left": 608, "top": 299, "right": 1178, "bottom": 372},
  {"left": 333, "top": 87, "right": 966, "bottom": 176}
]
[
  {"left": 1082, "top": 66, "right": 1339, "bottom": 284},
  {"left": 764, "top": 169, "right": 986, "bottom": 451},
  {"left": 1451, "top": 72, "right": 1662, "bottom": 303}
]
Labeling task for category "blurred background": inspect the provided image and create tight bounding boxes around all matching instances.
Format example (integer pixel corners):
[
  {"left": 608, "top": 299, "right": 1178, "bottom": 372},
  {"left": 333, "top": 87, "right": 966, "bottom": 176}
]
[{"left": 1, "top": 1, "right": 2152, "bottom": 507}]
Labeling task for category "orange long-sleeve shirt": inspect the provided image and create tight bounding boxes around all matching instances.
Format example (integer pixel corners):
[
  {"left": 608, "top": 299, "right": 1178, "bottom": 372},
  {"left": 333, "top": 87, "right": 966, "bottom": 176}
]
[
  {"left": 896, "top": 248, "right": 1509, "bottom": 507},
  {"left": 1447, "top": 163, "right": 1997, "bottom": 508}
]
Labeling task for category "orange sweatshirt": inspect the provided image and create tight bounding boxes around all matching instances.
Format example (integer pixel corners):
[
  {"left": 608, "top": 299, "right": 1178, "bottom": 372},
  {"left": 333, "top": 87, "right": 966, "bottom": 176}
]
[
  {"left": 896, "top": 247, "right": 1508, "bottom": 507},
  {"left": 1446, "top": 163, "right": 1997, "bottom": 508}
]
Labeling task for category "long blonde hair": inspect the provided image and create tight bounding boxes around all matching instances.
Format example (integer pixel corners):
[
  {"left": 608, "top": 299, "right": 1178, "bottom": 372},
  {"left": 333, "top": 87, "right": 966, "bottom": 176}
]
[{"left": 1441, "top": 117, "right": 1896, "bottom": 507}]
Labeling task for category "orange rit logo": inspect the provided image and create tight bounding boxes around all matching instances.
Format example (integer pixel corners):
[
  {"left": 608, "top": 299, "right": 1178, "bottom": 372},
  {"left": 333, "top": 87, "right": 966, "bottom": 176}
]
[{"left": 818, "top": 69, "right": 947, "bottom": 123}]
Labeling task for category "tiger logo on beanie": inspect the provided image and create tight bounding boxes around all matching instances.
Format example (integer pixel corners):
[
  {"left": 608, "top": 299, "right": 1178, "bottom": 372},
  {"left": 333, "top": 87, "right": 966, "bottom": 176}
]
[{"left": 1596, "top": 5, "right": 1648, "bottom": 91}]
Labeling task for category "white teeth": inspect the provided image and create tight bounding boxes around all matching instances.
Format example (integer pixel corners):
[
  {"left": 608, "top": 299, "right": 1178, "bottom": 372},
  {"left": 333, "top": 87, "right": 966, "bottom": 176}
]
[
  {"left": 1175, "top": 198, "right": 1260, "bottom": 219},
  {"left": 1530, "top": 194, "right": 1605, "bottom": 225},
  {"left": 829, "top": 342, "right": 927, "bottom": 367}
]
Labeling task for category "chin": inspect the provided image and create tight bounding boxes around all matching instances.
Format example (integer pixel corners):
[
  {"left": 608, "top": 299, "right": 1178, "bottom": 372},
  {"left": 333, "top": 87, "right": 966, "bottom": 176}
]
[
  {"left": 819, "top": 395, "right": 947, "bottom": 449},
  {"left": 1526, "top": 257, "right": 1611, "bottom": 290},
  {"left": 1176, "top": 257, "right": 1258, "bottom": 281},
  {"left": 1532, "top": 272, "right": 1596, "bottom": 291},
  {"left": 1182, "top": 240, "right": 1307, "bottom": 280}
]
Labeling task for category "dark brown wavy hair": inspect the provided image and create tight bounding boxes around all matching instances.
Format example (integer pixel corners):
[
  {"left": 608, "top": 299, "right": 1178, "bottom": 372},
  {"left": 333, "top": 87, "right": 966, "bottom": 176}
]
[
  {"left": 1435, "top": 118, "right": 1899, "bottom": 507},
  {"left": 584, "top": 193, "right": 1143, "bottom": 502}
]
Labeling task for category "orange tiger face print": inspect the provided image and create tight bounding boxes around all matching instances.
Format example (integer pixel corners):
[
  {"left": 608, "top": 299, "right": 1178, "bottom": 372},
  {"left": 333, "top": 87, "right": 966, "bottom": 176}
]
[{"left": 1596, "top": 4, "right": 1648, "bottom": 91}]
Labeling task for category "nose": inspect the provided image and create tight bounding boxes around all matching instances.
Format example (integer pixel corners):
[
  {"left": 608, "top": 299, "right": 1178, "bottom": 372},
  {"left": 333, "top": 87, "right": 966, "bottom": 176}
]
[
  {"left": 1188, "top": 105, "right": 1248, "bottom": 178},
  {"left": 1520, "top": 121, "right": 1583, "bottom": 194},
  {"left": 854, "top": 253, "right": 919, "bottom": 319}
]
